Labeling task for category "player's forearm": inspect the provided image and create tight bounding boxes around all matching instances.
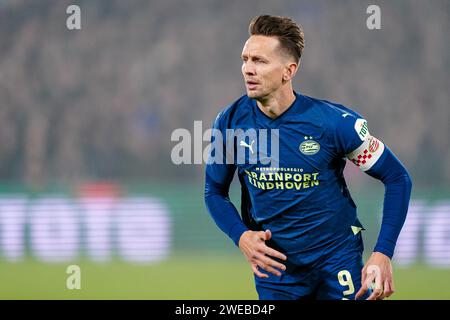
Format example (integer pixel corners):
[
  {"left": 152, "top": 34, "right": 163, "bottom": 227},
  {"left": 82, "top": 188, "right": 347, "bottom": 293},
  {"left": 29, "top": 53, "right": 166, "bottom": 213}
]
[
  {"left": 204, "top": 176, "right": 248, "bottom": 246},
  {"left": 366, "top": 147, "right": 413, "bottom": 258},
  {"left": 205, "top": 194, "right": 248, "bottom": 245},
  {"left": 374, "top": 172, "right": 412, "bottom": 258}
]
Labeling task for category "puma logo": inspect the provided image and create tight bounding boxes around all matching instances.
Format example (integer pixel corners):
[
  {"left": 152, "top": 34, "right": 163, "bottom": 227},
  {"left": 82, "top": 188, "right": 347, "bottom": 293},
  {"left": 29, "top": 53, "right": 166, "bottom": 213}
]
[{"left": 239, "top": 140, "right": 255, "bottom": 154}]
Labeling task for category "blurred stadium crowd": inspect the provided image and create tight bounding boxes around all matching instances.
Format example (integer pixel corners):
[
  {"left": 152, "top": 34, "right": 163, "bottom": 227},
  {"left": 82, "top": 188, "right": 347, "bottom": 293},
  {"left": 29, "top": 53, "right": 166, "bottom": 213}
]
[
  {"left": 0, "top": 2, "right": 449, "bottom": 299},
  {"left": 0, "top": 0, "right": 448, "bottom": 188}
]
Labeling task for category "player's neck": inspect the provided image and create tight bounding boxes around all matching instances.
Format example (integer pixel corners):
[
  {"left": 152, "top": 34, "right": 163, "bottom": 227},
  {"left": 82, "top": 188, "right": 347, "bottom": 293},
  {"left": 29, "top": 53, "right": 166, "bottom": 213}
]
[{"left": 256, "top": 85, "right": 296, "bottom": 119}]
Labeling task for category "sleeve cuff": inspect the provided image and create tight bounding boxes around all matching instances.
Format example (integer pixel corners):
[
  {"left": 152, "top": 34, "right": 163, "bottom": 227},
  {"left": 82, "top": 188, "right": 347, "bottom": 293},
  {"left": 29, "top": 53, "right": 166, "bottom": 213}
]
[
  {"left": 373, "top": 243, "right": 394, "bottom": 259},
  {"left": 229, "top": 223, "right": 249, "bottom": 247}
]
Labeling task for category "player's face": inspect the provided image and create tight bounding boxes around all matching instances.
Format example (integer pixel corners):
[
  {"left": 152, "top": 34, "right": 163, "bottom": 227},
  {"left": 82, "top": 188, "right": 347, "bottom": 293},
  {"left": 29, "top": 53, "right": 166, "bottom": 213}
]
[{"left": 241, "top": 35, "right": 292, "bottom": 99}]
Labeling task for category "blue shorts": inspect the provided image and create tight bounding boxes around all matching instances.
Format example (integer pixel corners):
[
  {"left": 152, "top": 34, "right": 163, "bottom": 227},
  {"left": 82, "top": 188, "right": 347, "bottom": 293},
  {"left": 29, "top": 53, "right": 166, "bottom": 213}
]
[{"left": 254, "top": 230, "right": 372, "bottom": 300}]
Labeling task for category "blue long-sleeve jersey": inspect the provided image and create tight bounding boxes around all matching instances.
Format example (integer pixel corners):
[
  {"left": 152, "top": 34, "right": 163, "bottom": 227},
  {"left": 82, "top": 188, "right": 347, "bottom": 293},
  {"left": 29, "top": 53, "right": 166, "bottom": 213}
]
[{"left": 205, "top": 92, "right": 412, "bottom": 264}]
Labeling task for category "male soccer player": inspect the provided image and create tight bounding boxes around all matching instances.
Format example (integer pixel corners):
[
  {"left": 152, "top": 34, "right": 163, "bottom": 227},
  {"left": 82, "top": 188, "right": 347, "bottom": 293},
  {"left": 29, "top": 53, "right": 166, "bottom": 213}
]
[{"left": 204, "top": 15, "right": 412, "bottom": 300}]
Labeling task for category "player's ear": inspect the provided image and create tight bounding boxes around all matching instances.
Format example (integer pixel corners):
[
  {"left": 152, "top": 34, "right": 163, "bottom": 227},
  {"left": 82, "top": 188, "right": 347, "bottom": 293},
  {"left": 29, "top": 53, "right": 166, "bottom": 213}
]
[{"left": 283, "top": 62, "right": 298, "bottom": 82}]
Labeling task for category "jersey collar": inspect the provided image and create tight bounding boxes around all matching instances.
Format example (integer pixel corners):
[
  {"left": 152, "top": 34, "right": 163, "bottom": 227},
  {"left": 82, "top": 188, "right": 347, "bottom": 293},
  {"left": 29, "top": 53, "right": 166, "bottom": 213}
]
[{"left": 251, "top": 91, "right": 305, "bottom": 126}]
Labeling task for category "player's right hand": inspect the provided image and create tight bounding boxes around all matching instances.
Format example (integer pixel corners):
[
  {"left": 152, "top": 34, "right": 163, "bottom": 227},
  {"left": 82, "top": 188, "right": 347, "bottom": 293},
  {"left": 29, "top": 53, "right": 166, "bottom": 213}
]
[{"left": 238, "top": 229, "right": 287, "bottom": 278}]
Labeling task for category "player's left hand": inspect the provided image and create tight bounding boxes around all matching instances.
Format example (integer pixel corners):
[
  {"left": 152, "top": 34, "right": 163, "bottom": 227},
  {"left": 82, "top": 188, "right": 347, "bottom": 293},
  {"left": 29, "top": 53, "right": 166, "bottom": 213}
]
[{"left": 355, "top": 252, "right": 394, "bottom": 300}]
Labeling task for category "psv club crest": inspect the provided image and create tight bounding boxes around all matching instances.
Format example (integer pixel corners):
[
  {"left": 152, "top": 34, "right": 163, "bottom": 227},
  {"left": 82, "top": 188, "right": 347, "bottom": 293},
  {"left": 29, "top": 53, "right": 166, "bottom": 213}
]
[{"left": 299, "top": 137, "right": 320, "bottom": 155}]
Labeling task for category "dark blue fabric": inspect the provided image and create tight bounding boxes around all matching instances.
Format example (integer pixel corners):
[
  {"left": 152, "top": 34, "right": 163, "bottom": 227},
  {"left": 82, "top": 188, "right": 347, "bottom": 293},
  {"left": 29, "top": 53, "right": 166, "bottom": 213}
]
[
  {"left": 204, "top": 91, "right": 411, "bottom": 262},
  {"left": 255, "top": 230, "right": 371, "bottom": 300},
  {"left": 366, "top": 147, "right": 413, "bottom": 258}
]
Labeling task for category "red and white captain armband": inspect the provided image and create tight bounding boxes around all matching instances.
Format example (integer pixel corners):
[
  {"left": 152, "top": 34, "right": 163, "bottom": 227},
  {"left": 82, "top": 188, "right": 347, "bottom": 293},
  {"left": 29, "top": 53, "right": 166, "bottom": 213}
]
[{"left": 346, "top": 119, "right": 385, "bottom": 171}]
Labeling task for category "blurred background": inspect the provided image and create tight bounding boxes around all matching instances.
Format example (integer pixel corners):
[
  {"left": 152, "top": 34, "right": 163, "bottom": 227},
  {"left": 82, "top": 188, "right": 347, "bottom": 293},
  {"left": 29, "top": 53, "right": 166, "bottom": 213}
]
[{"left": 0, "top": 0, "right": 449, "bottom": 299}]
